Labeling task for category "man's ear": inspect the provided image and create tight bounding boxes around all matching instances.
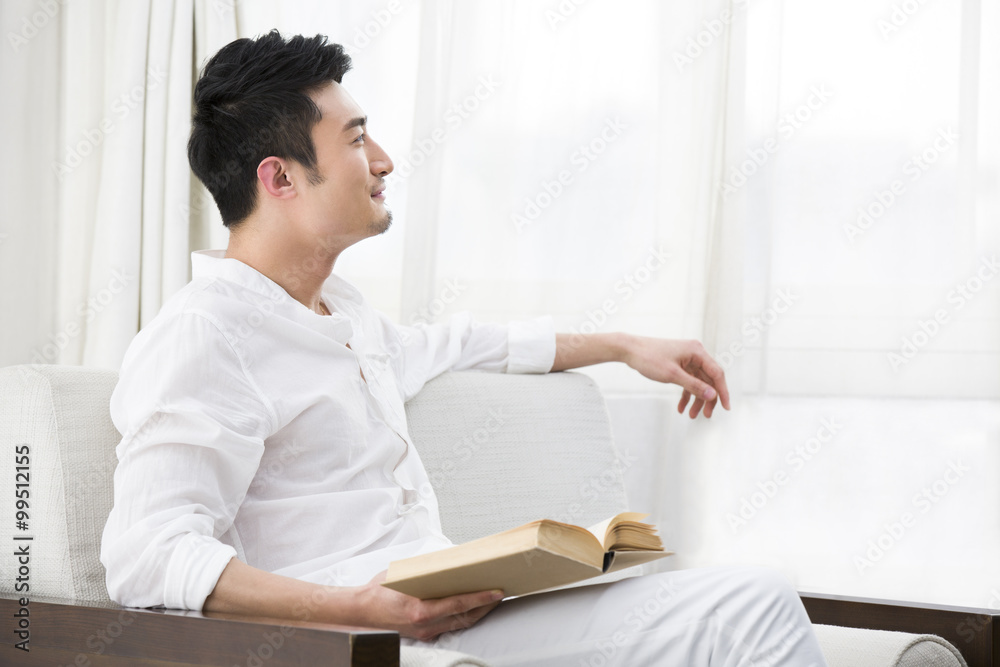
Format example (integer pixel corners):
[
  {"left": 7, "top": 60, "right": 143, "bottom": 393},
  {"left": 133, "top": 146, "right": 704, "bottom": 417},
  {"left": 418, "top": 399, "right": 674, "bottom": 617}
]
[{"left": 257, "top": 156, "right": 296, "bottom": 199}]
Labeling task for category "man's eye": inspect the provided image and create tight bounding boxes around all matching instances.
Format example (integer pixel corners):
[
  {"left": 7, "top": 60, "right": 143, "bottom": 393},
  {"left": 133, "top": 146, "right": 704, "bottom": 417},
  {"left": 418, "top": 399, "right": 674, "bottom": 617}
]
[{"left": 353, "top": 133, "right": 366, "bottom": 144}]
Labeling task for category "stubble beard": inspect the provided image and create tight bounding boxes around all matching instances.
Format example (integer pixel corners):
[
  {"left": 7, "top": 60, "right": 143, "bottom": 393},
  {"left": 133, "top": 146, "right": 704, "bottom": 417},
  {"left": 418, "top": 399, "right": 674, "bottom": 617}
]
[{"left": 369, "top": 209, "right": 393, "bottom": 236}]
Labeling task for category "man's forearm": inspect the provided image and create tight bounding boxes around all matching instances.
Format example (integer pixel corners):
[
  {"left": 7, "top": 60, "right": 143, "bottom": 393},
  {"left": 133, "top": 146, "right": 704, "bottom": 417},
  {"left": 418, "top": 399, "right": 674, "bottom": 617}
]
[
  {"left": 551, "top": 332, "right": 635, "bottom": 372},
  {"left": 204, "top": 557, "right": 356, "bottom": 623},
  {"left": 550, "top": 332, "right": 731, "bottom": 418}
]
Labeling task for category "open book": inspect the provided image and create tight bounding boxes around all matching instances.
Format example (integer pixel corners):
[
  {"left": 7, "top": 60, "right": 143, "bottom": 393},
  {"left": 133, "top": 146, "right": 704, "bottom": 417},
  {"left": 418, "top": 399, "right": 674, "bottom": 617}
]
[{"left": 381, "top": 512, "right": 671, "bottom": 599}]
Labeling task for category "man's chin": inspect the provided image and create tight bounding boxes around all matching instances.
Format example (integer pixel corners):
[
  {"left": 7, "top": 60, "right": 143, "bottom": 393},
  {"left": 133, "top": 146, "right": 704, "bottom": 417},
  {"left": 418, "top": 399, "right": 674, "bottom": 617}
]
[{"left": 369, "top": 210, "right": 393, "bottom": 236}]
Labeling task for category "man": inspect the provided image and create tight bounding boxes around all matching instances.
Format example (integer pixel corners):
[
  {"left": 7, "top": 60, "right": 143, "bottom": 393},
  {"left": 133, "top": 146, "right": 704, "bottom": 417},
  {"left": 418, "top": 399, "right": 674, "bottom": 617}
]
[{"left": 101, "top": 31, "right": 827, "bottom": 665}]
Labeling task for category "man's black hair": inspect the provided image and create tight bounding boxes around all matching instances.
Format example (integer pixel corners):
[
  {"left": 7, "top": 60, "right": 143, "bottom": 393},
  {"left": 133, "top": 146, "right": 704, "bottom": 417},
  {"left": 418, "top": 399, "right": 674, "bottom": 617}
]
[{"left": 187, "top": 30, "right": 351, "bottom": 228}]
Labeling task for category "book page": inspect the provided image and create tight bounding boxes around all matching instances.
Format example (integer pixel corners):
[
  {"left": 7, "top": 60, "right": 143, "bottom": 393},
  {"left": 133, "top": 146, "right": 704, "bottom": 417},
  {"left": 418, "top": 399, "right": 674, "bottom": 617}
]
[{"left": 585, "top": 512, "right": 650, "bottom": 549}]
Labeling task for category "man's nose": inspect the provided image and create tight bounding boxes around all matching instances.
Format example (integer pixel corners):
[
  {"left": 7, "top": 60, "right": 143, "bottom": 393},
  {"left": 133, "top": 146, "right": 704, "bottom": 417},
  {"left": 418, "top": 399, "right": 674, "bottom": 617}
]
[{"left": 369, "top": 137, "right": 393, "bottom": 177}]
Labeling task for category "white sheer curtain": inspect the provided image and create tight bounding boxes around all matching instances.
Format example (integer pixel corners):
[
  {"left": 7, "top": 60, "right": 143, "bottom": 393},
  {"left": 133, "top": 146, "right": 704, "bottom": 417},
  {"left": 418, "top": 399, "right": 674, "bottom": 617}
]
[
  {"left": 740, "top": 0, "right": 1000, "bottom": 399},
  {"left": 0, "top": 0, "right": 235, "bottom": 369},
  {"left": 679, "top": 0, "right": 1000, "bottom": 608}
]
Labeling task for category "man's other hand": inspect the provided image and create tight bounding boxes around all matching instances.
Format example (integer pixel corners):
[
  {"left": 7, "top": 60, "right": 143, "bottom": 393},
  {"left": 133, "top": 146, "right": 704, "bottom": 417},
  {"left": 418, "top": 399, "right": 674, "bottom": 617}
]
[{"left": 622, "top": 336, "right": 731, "bottom": 419}]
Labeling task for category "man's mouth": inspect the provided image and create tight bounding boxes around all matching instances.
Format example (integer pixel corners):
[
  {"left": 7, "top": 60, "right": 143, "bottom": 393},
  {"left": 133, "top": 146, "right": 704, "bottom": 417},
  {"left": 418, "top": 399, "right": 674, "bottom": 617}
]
[{"left": 371, "top": 184, "right": 386, "bottom": 200}]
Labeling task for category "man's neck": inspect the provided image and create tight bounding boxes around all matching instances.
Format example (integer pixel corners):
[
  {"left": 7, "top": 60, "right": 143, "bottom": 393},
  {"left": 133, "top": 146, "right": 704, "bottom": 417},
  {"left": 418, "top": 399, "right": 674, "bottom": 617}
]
[{"left": 225, "top": 223, "right": 345, "bottom": 315}]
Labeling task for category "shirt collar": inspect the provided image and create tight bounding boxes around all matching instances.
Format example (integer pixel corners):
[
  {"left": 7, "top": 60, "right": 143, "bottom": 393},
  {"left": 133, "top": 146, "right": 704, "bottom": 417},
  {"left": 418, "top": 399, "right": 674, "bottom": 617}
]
[{"left": 191, "top": 249, "right": 357, "bottom": 344}]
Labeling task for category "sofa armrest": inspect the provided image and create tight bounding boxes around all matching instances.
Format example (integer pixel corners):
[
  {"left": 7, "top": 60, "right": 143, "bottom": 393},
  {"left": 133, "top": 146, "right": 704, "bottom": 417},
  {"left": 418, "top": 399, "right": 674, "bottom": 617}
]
[
  {"left": 801, "top": 592, "right": 998, "bottom": 667},
  {"left": 0, "top": 592, "right": 399, "bottom": 666}
]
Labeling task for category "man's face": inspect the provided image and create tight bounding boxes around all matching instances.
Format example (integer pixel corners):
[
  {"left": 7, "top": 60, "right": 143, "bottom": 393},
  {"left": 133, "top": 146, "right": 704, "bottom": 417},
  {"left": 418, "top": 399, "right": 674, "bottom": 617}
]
[{"left": 295, "top": 82, "right": 394, "bottom": 245}]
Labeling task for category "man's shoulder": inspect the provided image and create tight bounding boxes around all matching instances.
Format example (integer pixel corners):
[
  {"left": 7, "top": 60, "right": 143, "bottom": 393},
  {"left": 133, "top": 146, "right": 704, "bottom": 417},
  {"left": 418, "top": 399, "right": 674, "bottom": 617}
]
[
  {"left": 125, "top": 276, "right": 274, "bottom": 360},
  {"left": 153, "top": 275, "right": 283, "bottom": 331}
]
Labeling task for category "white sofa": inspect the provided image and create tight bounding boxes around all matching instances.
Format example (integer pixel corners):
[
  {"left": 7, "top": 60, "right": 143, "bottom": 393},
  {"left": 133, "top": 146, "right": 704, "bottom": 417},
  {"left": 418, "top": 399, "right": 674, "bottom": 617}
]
[{"left": 0, "top": 365, "right": 973, "bottom": 666}]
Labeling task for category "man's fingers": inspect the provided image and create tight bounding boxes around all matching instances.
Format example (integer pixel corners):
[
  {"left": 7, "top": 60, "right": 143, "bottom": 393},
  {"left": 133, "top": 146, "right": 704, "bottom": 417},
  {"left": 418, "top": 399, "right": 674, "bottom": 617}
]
[
  {"left": 694, "top": 351, "right": 731, "bottom": 411},
  {"left": 426, "top": 589, "right": 503, "bottom": 621},
  {"left": 693, "top": 367, "right": 720, "bottom": 418},
  {"left": 443, "top": 599, "right": 501, "bottom": 632},
  {"left": 416, "top": 597, "right": 502, "bottom": 640},
  {"left": 677, "top": 389, "right": 691, "bottom": 414},
  {"left": 688, "top": 397, "right": 705, "bottom": 419},
  {"left": 675, "top": 368, "right": 717, "bottom": 406}
]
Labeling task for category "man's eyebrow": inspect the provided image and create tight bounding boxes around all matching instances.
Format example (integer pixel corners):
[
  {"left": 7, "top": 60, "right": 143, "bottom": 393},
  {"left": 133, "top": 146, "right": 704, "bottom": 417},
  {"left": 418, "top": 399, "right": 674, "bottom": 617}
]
[{"left": 342, "top": 116, "right": 367, "bottom": 132}]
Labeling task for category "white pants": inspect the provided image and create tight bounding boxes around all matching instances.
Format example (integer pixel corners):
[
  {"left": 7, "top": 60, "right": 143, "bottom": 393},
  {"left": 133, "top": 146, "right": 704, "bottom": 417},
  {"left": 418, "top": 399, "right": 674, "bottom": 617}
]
[{"left": 402, "top": 565, "right": 828, "bottom": 666}]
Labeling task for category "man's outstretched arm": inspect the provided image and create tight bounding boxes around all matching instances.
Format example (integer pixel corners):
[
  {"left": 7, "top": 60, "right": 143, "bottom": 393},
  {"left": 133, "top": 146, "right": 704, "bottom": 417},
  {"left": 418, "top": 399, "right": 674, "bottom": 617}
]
[
  {"left": 204, "top": 558, "right": 503, "bottom": 641},
  {"left": 551, "top": 332, "right": 731, "bottom": 419}
]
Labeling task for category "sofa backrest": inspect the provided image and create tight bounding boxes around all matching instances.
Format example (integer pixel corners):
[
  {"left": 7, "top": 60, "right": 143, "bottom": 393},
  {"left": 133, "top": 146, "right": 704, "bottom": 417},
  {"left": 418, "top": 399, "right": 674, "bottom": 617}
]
[
  {"left": 0, "top": 365, "right": 120, "bottom": 603},
  {"left": 0, "top": 366, "right": 630, "bottom": 604},
  {"left": 406, "top": 371, "right": 630, "bottom": 544}
]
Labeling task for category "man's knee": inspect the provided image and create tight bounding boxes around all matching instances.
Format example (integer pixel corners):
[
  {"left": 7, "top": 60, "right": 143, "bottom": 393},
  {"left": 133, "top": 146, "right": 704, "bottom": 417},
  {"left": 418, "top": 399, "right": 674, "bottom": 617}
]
[{"left": 714, "top": 565, "right": 805, "bottom": 614}]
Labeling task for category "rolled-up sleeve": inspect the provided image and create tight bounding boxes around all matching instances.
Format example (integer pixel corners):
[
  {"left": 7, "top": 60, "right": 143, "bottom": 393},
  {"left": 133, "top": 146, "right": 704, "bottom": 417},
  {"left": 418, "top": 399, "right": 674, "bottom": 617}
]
[
  {"left": 506, "top": 316, "right": 558, "bottom": 374},
  {"left": 381, "top": 312, "right": 556, "bottom": 402},
  {"left": 100, "top": 312, "right": 273, "bottom": 610}
]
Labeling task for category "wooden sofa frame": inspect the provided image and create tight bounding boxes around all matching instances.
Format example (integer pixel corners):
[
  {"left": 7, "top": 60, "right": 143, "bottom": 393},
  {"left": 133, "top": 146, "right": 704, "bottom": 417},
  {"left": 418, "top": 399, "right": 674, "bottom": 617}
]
[{"left": 3, "top": 591, "right": 995, "bottom": 666}]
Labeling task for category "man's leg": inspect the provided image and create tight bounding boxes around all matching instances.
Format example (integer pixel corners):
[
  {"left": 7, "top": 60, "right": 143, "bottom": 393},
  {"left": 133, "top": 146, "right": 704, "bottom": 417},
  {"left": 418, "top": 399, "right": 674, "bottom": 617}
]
[{"left": 402, "top": 565, "right": 828, "bottom": 666}]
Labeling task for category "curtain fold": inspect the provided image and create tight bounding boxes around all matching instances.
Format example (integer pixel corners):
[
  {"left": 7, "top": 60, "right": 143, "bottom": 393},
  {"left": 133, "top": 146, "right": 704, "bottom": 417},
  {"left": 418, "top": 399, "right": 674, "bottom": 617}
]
[
  {"left": 399, "top": 0, "right": 453, "bottom": 324},
  {"left": 0, "top": 1, "right": 236, "bottom": 369}
]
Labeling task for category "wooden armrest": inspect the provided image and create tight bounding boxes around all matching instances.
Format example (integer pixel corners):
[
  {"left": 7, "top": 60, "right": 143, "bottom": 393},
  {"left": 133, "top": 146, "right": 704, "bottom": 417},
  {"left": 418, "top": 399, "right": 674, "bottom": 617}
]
[
  {"left": 0, "top": 592, "right": 399, "bottom": 666},
  {"left": 800, "top": 591, "right": 998, "bottom": 667}
]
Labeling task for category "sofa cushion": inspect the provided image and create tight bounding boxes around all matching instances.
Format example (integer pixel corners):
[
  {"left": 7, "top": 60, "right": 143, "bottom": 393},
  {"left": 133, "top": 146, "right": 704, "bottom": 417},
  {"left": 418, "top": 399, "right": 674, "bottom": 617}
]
[
  {"left": 813, "top": 624, "right": 968, "bottom": 667},
  {"left": 0, "top": 365, "right": 120, "bottom": 602}
]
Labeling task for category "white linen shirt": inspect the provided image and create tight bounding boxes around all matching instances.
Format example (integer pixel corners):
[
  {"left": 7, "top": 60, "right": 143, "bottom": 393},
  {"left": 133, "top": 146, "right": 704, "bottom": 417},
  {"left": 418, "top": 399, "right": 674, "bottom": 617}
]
[{"left": 100, "top": 249, "right": 556, "bottom": 610}]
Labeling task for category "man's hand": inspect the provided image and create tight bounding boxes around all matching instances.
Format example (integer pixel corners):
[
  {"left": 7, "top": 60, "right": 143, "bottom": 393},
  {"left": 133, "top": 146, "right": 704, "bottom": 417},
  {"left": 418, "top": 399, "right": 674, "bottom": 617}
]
[
  {"left": 620, "top": 336, "right": 730, "bottom": 419},
  {"left": 552, "top": 332, "right": 730, "bottom": 419},
  {"left": 356, "top": 572, "right": 503, "bottom": 641},
  {"left": 204, "top": 557, "right": 501, "bottom": 642}
]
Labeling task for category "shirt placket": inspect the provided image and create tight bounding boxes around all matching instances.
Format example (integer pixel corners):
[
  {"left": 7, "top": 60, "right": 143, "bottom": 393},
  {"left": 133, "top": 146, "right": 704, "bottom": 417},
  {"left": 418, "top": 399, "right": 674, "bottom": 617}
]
[{"left": 353, "top": 348, "right": 423, "bottom": 513}]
